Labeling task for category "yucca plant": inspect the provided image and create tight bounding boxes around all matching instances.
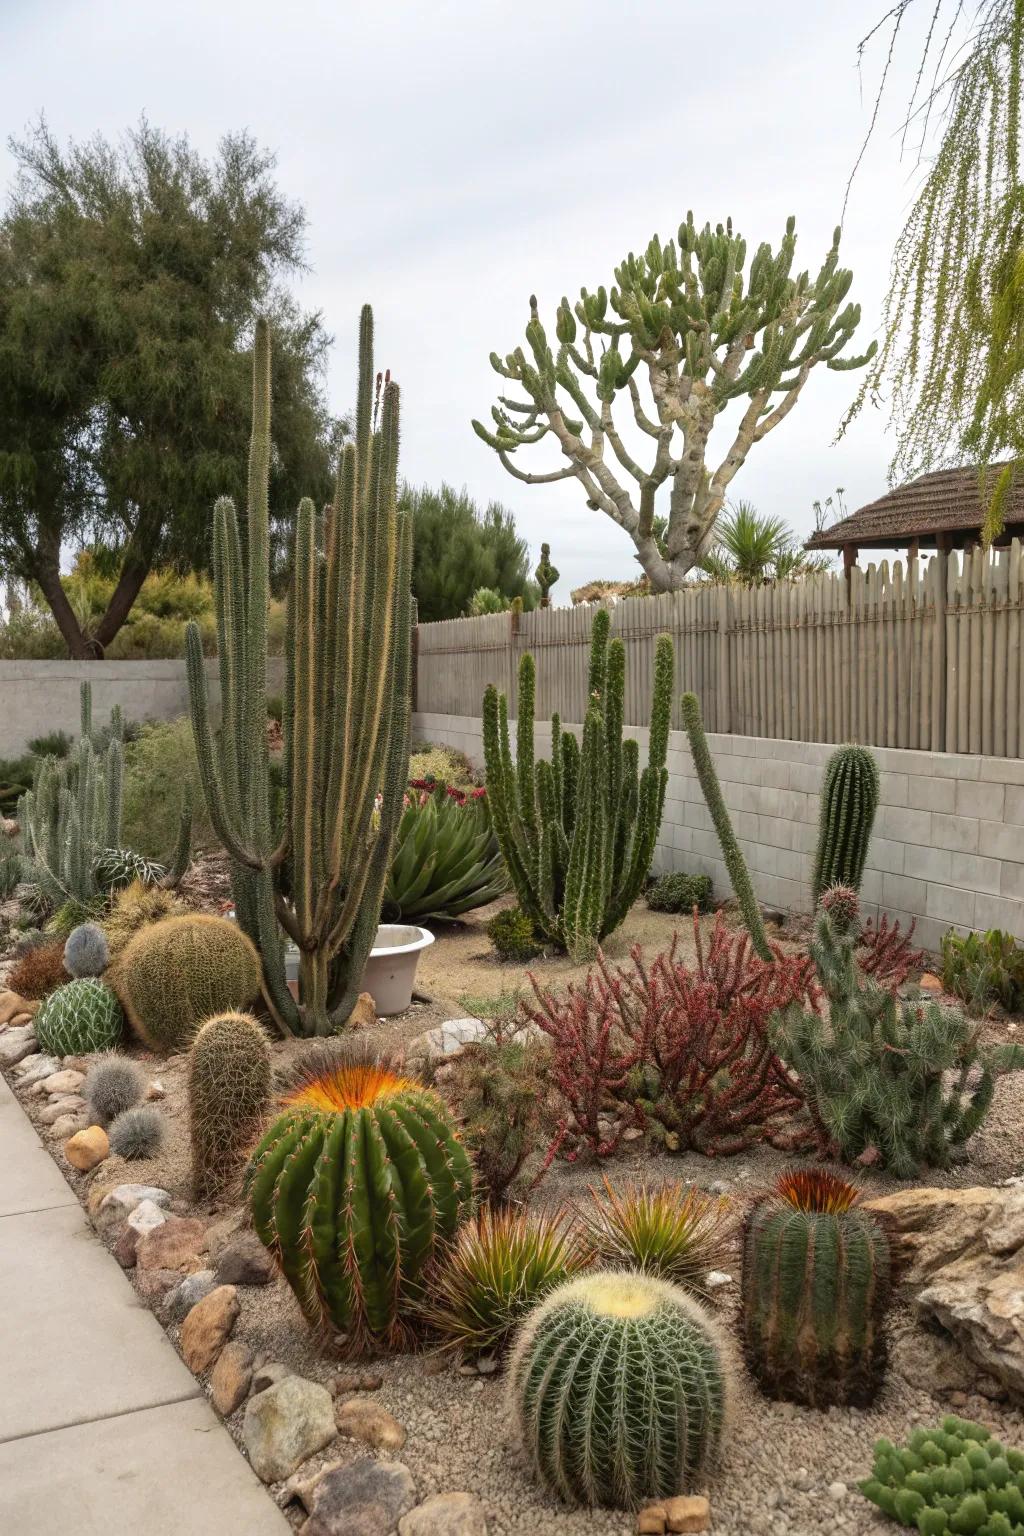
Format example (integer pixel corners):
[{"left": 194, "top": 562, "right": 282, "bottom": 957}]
[
  {"left": 384, "top": 784, "right": 508, "bottom": 921},
  {"left": 421, "top": 1206, "right": 591, "bottom": 1357},
  {"left": 578, "top": 1178, "right": 734, "bottom": 1297}
]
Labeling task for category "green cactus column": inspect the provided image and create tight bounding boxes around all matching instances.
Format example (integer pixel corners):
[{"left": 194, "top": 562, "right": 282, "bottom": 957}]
[{"left": 812, "top": 744, "right": 880, "bottom": 902}]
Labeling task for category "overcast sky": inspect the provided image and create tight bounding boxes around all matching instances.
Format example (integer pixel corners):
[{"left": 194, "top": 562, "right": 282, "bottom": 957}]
[{"left": 3, "top": 1, "right": 957, "bottom": 594}]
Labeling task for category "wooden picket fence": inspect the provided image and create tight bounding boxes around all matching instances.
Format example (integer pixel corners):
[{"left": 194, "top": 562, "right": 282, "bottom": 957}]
[{"left": 414, "top": 541, "right": 1024, "bottom": 757}]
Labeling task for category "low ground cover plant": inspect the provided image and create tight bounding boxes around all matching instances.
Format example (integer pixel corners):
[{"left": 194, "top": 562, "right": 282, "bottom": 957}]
[
  {"left": 646, "top": 871, "right": 714, "bottom": 914},
  {"left": 942, "top": 927, "right": 1024, "bottom": 1015}
]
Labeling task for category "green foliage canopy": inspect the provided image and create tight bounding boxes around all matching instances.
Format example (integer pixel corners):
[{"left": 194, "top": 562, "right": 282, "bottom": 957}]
[{"left": 401, "top": 482, "right": 536, "bottom": 621}]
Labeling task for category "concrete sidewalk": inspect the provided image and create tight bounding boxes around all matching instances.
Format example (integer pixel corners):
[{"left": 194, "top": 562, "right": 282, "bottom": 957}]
[{"left": 0, "top": 1072, "right": 290, "bottom": 1535}]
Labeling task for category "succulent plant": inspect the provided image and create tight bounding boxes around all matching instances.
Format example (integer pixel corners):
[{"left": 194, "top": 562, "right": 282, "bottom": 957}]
[
  {"left": 93, "top": 846, "right": 167, "bottom": 892},
  {"left": 385, "top": 784, "right": 508, "bottom": 921},
  {"left": 112, "top": 914, "right": 262, "bottom": 1053},
  {"left": 246, "top": 1047, "right": 474, "bottom": 1351},
  {"left": 63, "top": 922, "right": 110, "bottom": 978},
  {"left": 6, "top": 938, "right": 69, "bottom": 1001},
  {"left": 646, "top": 871, "right": 714, "bottom": 914},
  {"left": 741, "top": 1168, "right": 891, "bottom": 1408},
  {"left": 34, "top": 978, "right": 124, "bottom": 1056},
  {"left": 860, "top": 1415, "right": 1024, "bottom": 1534},
  {"left": 421, "top": 1206, "right": 591, "bottom": 1356},
  {"left": 486, "top": 906, "right": 543, "bottom": 962},
  {"left": 84, "top": 1052, "right": 147, "bottom": 1125},
  {"left": 578, "top": 1178, "right": 733, "bottom": 1297},
  {"left": 109, "top": 1104, "right": 166, "bottom": 1160},
  {"left": 510, "top": 1270, "right": 729, "bottom": 1509},
  {"left": 102, "top": 880, "right": 186, "bottom": 958},
  {"left": 812, "top": 744, "right": 879, "bottom": 903},
  {"left": 188, "top": 1011, "right": 272, "bottom": 1202}
]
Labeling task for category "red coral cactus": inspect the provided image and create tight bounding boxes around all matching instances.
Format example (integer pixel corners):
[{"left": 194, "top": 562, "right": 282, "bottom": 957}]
[{"left": 857, "top": 912, "right": 924, "bottom": 988}]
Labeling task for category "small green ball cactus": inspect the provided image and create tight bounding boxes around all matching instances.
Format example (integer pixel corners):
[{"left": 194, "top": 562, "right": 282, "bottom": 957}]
[
  {"left": 188, "top": 1011, "right": 272, "bottom": 1202},
  {"left": 35, "top": 979, "right": 124, "bottom": 1057},
  {"left": 112, "top": 914, "right": 262, "bottom": 1053},
  {"left": 860, "top": 1416, "right": 1024, "bottom": 1534},
  {"left": 509, "top": 1270, "right": 729, "bottom": 1509},
  {"left": 812, "top": 744, "right": 880, "bottom": 903},
  {"left": 63, "top": 922, "right": 110, "bottom": 979}
]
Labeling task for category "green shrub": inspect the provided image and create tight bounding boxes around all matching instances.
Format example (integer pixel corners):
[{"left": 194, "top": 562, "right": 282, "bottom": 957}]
[
  {"left": 112, "top": 914, "right": 262, "bottom": 1053},
  {"left": 409, "top": 743, "right": 477, "bottom": 789},
  {"left": 487, "top": 905, "right": 543, "bottom": 961},
  {"left": 122, "top": 718, "right": 213, "bottom": 859},
  {"left": 35, "top": 979, "right": 123, "bottom": 1056},
  {"left": 26, "top": 731, "right": 72, "bottom": 759},
  {"left": 646, "top": 871, "right": 714, "bottom": 914},
  {"left": 942, "top": 928, "right": 1024, "bottom": 1015},
  {"left": 860, "top": 1416, "right": 1024, "bottom": 1533},
  {"left": 441, "top": 1032, "right": 553, "bottom": 1203}
]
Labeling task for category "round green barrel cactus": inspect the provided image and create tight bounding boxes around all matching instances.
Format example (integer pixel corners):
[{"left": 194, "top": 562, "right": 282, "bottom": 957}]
[
  {"left": 245, "top": 1048, "right": 474, "bottom": 1351},
  {"left": 113, "top": 914, "right": 261, "bottom": 1053},
  {"left": 812, "top": 744, "right": 880, "bottom": 903},
  {"left": 741, "top": 1168, "right": 891, "bottom": 1407},
  {"left": 189, "top": 1012, "right": 272, "bottom": 1202},
  {"left": 35, "top": 979, "right": 124, "bottom": 1057},
  {"left": 509, "top": 1271, "right": 729, "bottom": 1509}
]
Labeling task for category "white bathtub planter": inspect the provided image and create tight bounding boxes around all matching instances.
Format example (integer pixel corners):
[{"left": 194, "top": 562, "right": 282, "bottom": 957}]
[{"left": 361, "top": 924, "right": 435, "bottom": 1015}]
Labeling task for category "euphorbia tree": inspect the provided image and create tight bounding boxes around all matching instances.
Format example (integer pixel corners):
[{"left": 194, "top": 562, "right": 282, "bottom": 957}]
[{"left": 473, "top": 213, "right": 875, "bottom": 590}]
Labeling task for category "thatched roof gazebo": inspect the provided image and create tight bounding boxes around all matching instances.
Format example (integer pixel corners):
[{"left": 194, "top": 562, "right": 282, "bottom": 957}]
[{"left": 804, "top": 464, "right": 1024, "bottom": 572}]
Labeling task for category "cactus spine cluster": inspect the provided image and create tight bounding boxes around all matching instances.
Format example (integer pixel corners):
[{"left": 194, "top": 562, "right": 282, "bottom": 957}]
[
  {"left": 534, "top": 543, "right": 559, "bottom": 607},
  {"left": 775, "top": 888, "right": 1024, "bottom": 1177},
  {"left": 187, "top": 310, "right": 412, "bottom": 1036},
  {"left": 812, "top": 744, "right": 879, "bottom": 903},
  {"left": 741, "top": 1169, "right": 891, "bottom": 1407},
  {"left": 112, "top": 914, "right": 262, "bottom": 1053},
  {"left": 861, "top": 1416, "right": 1024, "bottom": 1534},
  {"left": 246, "top": 1049, "right": 473, "bottom": 1350},
  {"left": 484, "top": 609, "right": 673, "bottom": 962},
  {"left": 34, "top": 978, "right": 124, "bottom": 1056},
  {"left": 84, "top": 1052, "right": 147, "bottom": 1125},
  {"left": 680, "top": 691, "right": 771, "bottom": 959},
  {"left": 188, "top": 1012, "right": 272, "bottom": 1202},
  {"left": 509, "top": 1271, "right": 728, "bottom": 1509}
]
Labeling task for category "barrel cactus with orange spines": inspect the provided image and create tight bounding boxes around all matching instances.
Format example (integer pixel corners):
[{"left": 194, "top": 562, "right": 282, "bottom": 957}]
[
  {"left": 245, "top": 1047, "right": 474, "bottom": 1351},
  {"left": 741, "top": 1168, "right": 891, "bottom": 1408}
]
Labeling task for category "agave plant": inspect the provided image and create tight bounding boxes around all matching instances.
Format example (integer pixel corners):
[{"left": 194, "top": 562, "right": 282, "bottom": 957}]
[
  {"left": 578, "top": 1178, "right": 734, "bottom": 1297},
  {"left": 384, "top": 782, "right": 508, "bottom": 921}
]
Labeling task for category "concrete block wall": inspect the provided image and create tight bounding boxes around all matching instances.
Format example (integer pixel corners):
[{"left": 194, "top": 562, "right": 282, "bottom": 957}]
[{"left": 413, "top": 710, "right": 1024, "bottom": 952}]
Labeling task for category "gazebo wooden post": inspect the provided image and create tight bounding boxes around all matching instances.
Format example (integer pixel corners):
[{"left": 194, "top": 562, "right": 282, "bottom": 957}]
[{"left": 842, "top": 543, "right": 858, "bottom": 587}]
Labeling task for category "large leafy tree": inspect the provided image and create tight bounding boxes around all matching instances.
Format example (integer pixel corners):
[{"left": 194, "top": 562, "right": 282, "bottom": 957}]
[
  {"left": 401, "top": 482, "right": 535, "bottom": 620},
  {"left": 0, "top": 119, "right": 335, "bottom": 657},
  {"left": 845, "top": 1, "right": 1024, "bottom": 541}
]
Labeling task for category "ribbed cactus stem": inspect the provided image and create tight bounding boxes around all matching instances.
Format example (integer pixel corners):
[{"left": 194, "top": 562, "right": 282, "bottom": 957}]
[
  {"left": 812, "top": 744, "right": 880, "bottom": 903},
  {"left": 680, "top": 691, "right": 771, "bottom": 960}
]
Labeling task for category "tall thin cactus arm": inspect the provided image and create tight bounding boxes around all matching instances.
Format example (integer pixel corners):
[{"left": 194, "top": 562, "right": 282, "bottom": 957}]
[
  {"left": 812, "top": 744, "right": 879, "bottom": 904},
  {"left": 187, "top": 310, "right": 413, "bottom": 1038},
  {"left": 680, "top": 690, "right": 771, "bottom": 960},
  {"left": 473, "top": 214, "right": 875, "bottom": 591}
]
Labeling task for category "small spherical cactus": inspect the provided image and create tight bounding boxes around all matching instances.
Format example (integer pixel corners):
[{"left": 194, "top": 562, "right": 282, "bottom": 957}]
[
  {"left": 108, "top": 1104, "right": 166, "bottom": 1160},
  {"left": 35, "top": 979, "right": 124, "bottom": 1057},
  {"left": 63, "top": 922, "right": 110, "bottom": 979},
  {"left": 84, "top": 1052, "right": 147, "bottom": 1126},
  {"left": 188, "top": 1012, "right": 272, "bottom": 1203},
  {"left": 819, "top": 882, "right": 861, "bottom": 934},
  {"left": 509, "top": 1270, "right": 729, "bottom": 1509}
]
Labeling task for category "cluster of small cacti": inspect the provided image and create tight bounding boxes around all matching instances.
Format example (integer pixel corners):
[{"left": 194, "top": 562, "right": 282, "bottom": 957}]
[
  {"left": 84, "top": 1053, "right": 147, "bottom": 1125},
  {"left": 509, "top": 1271, "right": 728, "bottom": 1509},
  {"left": 812, "top": 743, "right": 880, "bottom": 903},
  {"left": 246, "top": 1047, "right": 473, "bottom": 1351},
  {"left": 34, "top": 978, "right": 124, "bottom": 1056},
  {"left": 483, "top": 608, "right": 674, "bottom": 962},
  {"left": 188, "top": 1012, "right": 271, "bottom": 1202},
  {"left": 860, "top": 1417, "right": 1024, "bottom": 1534},
  {"left": 111, "top": 913, "right": 262, "bottom": 1053},
  {"left": 741, "top": 1168, "right": 891, "bottom": 1407},
  {"left": 63, "top": 922, "right": 109, "bottom": 978}
]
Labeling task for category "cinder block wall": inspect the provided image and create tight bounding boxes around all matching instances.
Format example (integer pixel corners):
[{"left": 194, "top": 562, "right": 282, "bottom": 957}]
[{"left": 413, "top": 710, "right": 1024, "bottom": 951}]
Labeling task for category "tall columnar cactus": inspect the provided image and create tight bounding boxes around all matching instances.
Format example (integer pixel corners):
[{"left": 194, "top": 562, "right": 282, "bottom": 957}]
[
  {"left": 484, "top": 609, "right": 673, "bottom": 962},
  {"left": 112, "top": 914, "right": 262, "bottom": 1053},
  {"left": 741, "top": 1168, "right": 891, "bottom": 1408},
  {"left": 534, "top": 543, "right": 559, "bottom": 607},
  {"left": 187, "top": 310, "right": 413, "bottom": 1036},
  {"left": 680, "top": 691, "right": 771, "bottom": 960},
  {"left": 812, "top": 744, "right": 879, "bottom": 903},
  {"left": 509, "top": 1271, "right": 729, "bottom": 1509},
  {"left": 245, "top": 1048, "right": 474, "bottom": 1351},
  {"left": 189, "top": 1012, "right": 272, "bottom": 1202},
  {"left": 775, "top": 887, "right": 1024, "bottom": 1177}
]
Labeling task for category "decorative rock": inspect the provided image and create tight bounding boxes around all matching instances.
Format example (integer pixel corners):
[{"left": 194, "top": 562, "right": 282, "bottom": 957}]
[
  {"left": 16, "top": 1053, "right": 61, "bottom": 1086},
  {"left": 705, "top": 1270, "right": 733, "bottom": 1291},
  {"left": 0, "top": 1024, "right": 37, "bottom": 1065},
  {"left": 330, "top": 1370, "right": 384, "bottom": 1395},
  {"left": 145, "top": 1079, "right": 166, "bottom": 1100},
  {"left": 335, "top": 1397, "right": 407, "bottom": 1452},
  {"left": 135, "top": 1215, "right": 207, "bottom": 1272},
  {"left": 64, "top": 1125, "right": 109, "bottom": 1170},
  {"left": 38, "top": 1094, "right": 87, "bottom": 1124},
  {"left": 180, "top": 1284, "right": 239, "bottom": 1373},
  {"left": 114, "top": 1224, "right": 140, "bottom": 1268},
  {"left": 828, "top": 1483, "right": 848, "bottom": 1502},
  {"left": 42, "top": 1069, "right": 85, "bottom": 1097},
  {"left": 663, "top": 1496, "right": 711, "bottom": 1533},
  {"left": 406, "top": 1017, "right": 487, "bottom": 1064},
  {"left": 49, "top": 1113, "right": 89, "bottom": 1140},
  {"left": 215, "top": 1231, "right": 276, "bottom": 1286},
  {"left": 62, "top": 1055, "right": 93, "bottom": 1074},
  {"left": 128, "top": 1199, "right": 169, "bottom": 1238},
  {"left": 345, "top": 992, "right": 377, "bottom": 1030},
  {"left": 398, "top": 1492, "right": 487, "bottom": 1536},
  {"left": 637, "top": 1511, "right": 666, "bottom": 1535},
  {"left": 919, "top": 972, "right": 943, "bottom": 992},
  {"left": 135, "top": 1267, "right": 181, "bottom": 1302},
  {"left": 0, "top": 990, "right": 35, "bottom": 1026},
  {"left": 242, "top": 1375, "right": 336, "bottom": 1483},
  {"left": 161, "top": 1269, "right": 217, "bottom": 1323},
  {"left": 210, "top": 1339, "right": 253, "bottom": 1416},
  {"left": 95, "top": 1183, "right": 171, "bottom": 1234},
  {"left": 251, "top": 1361, "right": 292, "bottom": 1395},
  {"left": 298, "top": 1457, "right": 416, "bottom": 1536}
]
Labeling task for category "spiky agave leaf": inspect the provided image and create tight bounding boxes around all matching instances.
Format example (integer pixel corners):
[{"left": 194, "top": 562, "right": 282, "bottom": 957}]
[
  {"left": 419, "top": 1206, "right": 591, "bottom": 1357},
  {"left": 578, "top": 1178, "right": 734, "bottom": 1296}
]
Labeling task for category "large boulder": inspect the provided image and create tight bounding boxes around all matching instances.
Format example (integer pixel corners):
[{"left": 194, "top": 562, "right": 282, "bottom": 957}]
[{"left": 864, "top": 1182, "right": 1024, "bottom": 1401}]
